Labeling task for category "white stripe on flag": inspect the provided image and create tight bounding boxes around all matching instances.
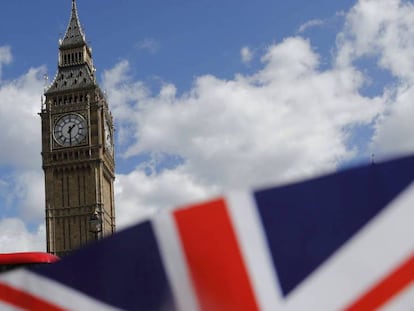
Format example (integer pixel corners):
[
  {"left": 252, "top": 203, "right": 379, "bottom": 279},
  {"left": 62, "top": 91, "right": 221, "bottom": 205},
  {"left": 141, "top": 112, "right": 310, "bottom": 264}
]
[
  {"left": 0, "top": 301, "right": 21, "bottom": 311},
  {"left": 0, "top": 269, "right": 120, "bottom": 311},
  {"left": 226, "top": 190, "right": 283, "bottom": 311},
  {"left": 379, "top": 282, "right": 414, "bottom": 311},
  {"left": 282, "top": 182, "right": 414, "bottom": 311},
  {"left": 153, "top": 208, "right": 200, "bottom": 311}
]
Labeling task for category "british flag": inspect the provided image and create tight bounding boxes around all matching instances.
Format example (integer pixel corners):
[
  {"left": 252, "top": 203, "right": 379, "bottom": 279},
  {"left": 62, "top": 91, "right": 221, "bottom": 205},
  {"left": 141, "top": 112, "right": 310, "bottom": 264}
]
[{"left": 1, "top": 155, "right": 414, "bottom": 310}]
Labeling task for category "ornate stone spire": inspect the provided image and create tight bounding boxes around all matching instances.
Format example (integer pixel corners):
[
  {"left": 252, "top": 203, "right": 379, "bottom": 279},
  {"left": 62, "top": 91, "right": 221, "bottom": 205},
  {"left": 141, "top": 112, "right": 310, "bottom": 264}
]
[
  {"left": 60, "top": 0, "right": 87, "bottom": 48},
  {"left": 45, "top": 0, "right": 96, "bottom": 95}
]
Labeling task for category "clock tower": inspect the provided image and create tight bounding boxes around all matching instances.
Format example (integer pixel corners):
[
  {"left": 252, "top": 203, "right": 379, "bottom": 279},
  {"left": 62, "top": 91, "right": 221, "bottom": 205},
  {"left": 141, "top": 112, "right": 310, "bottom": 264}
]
[{"left": 40, "top": 0, "right": 115, "bottom": 256}]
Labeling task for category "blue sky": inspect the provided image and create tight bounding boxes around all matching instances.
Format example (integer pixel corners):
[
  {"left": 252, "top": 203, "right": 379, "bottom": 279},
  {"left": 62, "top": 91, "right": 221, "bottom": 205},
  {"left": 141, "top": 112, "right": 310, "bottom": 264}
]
[
  {"left": 1, "top": 1, "right": 348, "bottom": 89},
  {"left": 1, "top": 0, "right": 414, "bottom": 251}
]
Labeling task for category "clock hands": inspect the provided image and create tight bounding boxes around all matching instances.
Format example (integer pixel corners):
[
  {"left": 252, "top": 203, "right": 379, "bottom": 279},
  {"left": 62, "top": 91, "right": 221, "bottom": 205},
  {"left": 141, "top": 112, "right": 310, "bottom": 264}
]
[
  {"left": 67, "top": 124, "right": 76, "bottom": 134},
  {"left": 67, "top": 124, "right": 76, "bottom": 145},
  {"left": 55, "top": 114, "right": 87, "bottom": 147}
]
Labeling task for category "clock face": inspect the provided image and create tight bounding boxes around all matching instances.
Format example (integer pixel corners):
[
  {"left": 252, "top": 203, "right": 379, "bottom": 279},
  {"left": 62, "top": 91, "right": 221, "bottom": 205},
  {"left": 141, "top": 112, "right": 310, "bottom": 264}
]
[
  {"left": 54, "top": 113, "right": 87, "bottom": 147},
  {"left": 104, "top": 120, "right": 113, "bottom": 153}
]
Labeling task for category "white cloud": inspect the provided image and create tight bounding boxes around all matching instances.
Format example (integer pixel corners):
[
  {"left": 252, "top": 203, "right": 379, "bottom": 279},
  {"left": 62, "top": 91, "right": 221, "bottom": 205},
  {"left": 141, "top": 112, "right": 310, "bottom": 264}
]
[
  {"left": 0, "top": 51, "right": 47, "bottom": 249},
  {"left": 0, "top": 45, "right": 12, "bottom": 80},
  {"left": 298, "top": 19, "right": 324, "bottom": 33},
  {"left": 105, "top": 35, "right": 383, "bottom": 227},
  {"left": 102, "top": 61, "right": 148, "bottom": 124},
  {"left": 372, "top": 83, "right": 414, "bottom": 158},
  {"left": 0, "top": 218, "right": 45, "bottom": 252},
  {"left": 337, "top": 0, "right": 414, "bottom": 78},
  {"left": 115, "top": 168, "right": 212, "bottom": 228},
  {"left": 338, "top": 0, "right": 414, "bottom": 158},
  {"left": 241, "top": 46, "right": 253, "bottom": 64},
  {"left": 12, "top": 170, "right": 45, "bottom": 222},
  {"left": 0, "top": 66, "right": 45, "bottom": 169},
  {"left": 121, "top": 38, "right": 381, "bottom": 178},
  {"left": 0, "top": 170, "right": 44, "bottom": 223},
  {"left": 135, "top": 38, "right": 160, "bottom": 54}
]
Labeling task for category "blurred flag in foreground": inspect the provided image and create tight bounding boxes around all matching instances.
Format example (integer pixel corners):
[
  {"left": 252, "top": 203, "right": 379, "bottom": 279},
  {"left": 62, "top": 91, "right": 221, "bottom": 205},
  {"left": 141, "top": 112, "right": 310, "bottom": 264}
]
[{"left": 1, "top": 155, "right": 414, "bottom": 310}]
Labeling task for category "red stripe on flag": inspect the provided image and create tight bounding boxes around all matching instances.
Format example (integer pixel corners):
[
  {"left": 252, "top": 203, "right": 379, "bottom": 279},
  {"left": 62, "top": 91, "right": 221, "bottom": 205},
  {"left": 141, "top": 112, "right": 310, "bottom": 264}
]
[
  {"left": 174, "top": 198, "right": 259, "bottom": 311},
  {"left": 0, "top": 282, "right": 66, "bottom": 311},
  {"left": 345, "top": 252, "right": 414, "bottom": 311}
]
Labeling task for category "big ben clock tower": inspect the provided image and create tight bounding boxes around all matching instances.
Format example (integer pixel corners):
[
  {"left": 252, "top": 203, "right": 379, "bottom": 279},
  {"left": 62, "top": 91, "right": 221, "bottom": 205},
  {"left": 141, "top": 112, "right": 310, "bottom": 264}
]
[{"left": 40, "top": 0, "right": 115, "bottom": 256}]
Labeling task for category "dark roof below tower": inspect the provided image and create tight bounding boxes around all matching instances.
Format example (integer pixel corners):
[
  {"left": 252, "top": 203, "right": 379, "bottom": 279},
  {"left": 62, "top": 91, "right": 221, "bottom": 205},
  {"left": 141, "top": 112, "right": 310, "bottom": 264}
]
[{"left": 46, "top": 65, "right": 96, "bottom": 94}]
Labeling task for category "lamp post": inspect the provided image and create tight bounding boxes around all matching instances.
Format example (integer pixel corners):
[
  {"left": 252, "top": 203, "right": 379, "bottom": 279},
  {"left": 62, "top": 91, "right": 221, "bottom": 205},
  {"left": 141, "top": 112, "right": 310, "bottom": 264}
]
[{"left": 89, "top": 210, "right": 102, "bottom": 241}]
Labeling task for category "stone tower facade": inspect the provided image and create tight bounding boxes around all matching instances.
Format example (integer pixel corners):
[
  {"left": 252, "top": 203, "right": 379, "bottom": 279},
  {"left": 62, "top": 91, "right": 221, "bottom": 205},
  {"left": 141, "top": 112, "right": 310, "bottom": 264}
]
[{"left": 40, "top": 0, "right": 115, "bottom": 257}]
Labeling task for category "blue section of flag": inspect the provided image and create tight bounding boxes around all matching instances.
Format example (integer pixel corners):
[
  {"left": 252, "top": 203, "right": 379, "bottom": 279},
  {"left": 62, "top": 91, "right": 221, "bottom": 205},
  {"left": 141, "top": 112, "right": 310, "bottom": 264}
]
[
  {"left": 30, "top": 221, "right": 176, "bottom": 311},
  {"left": 254, "top": 155, "right": 414, "bottom": 296}
]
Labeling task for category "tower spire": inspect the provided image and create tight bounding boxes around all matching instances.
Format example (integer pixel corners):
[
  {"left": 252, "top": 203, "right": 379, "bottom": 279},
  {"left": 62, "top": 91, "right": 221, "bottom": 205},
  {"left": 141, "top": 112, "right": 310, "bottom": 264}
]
[
  {"left": 45, "top": 0, "right": 96, "bottom": 94},
  {"left": 60, "top": 0, "right": 86, "bottom": 48}
]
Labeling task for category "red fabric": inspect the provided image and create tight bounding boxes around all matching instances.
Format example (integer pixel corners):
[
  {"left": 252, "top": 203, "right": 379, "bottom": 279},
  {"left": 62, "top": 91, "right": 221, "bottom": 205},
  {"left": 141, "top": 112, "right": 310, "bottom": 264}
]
[{"left": 174, "top": 198, "right": 259, "bottom": 311}]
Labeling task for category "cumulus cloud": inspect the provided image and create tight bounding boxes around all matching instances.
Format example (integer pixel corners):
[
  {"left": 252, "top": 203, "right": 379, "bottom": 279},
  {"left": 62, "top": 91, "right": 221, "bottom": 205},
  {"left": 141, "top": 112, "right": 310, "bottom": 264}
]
[
  {"left": 0, "top": 66, "right": 45, "bottom": 169},
  {"left": 102, "top": 61, "right": 148, "bottom": 121},
  {"left": 106, "top": 1, "right": 414, "bottom": 229},
  {"left": 372, "top": 79, "right": 414, "bottom": 158},
  {"left": 11, "top": 170, "right": 45, "bottom": 222},
  {"left": 337, "top": 0, "right": 414, "bottom": 158},
  {"left": 337, "top": 0, "right": 414, "bottom": 76},
  {"left": 0, "top": 49, "right": 46, "bottom": 243},
  {"left": 0, "top": 219, "right": 45, "bottom": 252},
  {"left": 0, "top": 170, "right": 44, "bottom": 222},
  {"left": 105, "top": 35, "right": 384, "bottom": 228},
  {"left": 120, "top": 38, "right": 381, "bottom": 179},
  {"left": 115, "top": 168, "right": 212, "bottom": 227}
]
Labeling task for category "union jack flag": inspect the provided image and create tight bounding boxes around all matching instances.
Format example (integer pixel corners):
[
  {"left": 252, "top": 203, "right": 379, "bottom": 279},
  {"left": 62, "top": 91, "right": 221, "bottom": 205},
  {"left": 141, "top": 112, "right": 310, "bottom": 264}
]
[{"left": 1, "top": 155, "right": 414, "bottom": 310}]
